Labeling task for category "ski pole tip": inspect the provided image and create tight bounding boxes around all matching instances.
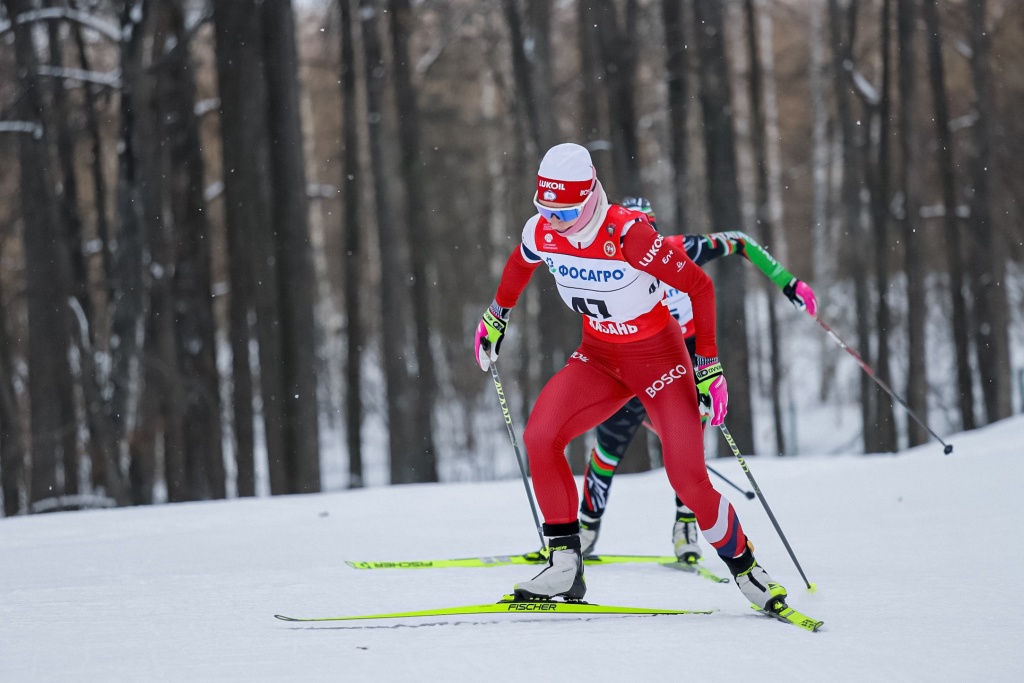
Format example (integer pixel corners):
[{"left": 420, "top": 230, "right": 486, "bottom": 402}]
[
  {"left": 745, "top": 491, "right": 756, "bottom": 500},
  {"left": 943, "top": 444, "right": 953, "bottom": 455},
  {"left": 806, "top": 583, "right": 818, "bottom": 595}
]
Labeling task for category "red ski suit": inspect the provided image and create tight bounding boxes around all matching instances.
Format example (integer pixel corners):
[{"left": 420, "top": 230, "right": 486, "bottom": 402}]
[{"left": 495, "top": 205, "right": 748, "bottom": 558}]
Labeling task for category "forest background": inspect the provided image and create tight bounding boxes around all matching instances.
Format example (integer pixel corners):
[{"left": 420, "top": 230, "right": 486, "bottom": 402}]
[{"left": 0, "top": 0, "right": 1021, "bottom": 515}]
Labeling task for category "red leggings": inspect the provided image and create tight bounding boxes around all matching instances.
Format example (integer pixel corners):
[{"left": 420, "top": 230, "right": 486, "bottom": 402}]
[{"left": 523, "top": 323, "right": 748, "bottom": 558}]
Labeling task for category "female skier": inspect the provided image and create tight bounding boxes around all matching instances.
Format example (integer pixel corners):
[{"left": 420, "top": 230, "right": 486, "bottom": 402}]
[
  {"left": 578, "top": 198, "right": 818, "bottom": 563},
  {"left": 474, "top": 143, "right": 788, "bottom": 613}
]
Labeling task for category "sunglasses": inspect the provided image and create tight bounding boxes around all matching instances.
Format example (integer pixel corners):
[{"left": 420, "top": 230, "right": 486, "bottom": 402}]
[{"left": 534, "top": 196, "right": 585, "bottom": 222}]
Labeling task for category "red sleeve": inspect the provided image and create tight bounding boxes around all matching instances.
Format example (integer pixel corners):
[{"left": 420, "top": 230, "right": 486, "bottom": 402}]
[
  {"left": 621, "top": 221, "right": 718, "bottom": 359},
  {"left": 494, "top": 247, "right": 541, "bottom": 309}
]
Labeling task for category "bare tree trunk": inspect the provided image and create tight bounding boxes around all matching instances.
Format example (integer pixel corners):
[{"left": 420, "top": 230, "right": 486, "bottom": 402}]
[
  {"left": 46, "top": 8, "right": 92, "bottom": 332},
  {"left": 921, "top": 0, "right": 974, "bottom": 431},
  {"left": 5, "top": 0, "right": 79, "bottom": 505},
  {"left": 966, "top": 0, "right": 1012, "bottom": 425},
  {"left": 71, "top": 14, "right": 114, "bottom": 304},
  {"left": 590, "top": 0, "right": 642, "bottom": 197},
  {"left": 829, "top": 0, "right": 874, "bottom": 453},
  {"left": 137, "top": 4, "right": 187, "bottom": 502},
  {"left": 164, "top": 0, "right": 225, "bottom": 499},
  {"left": 58, "top": 13, "right": 127, "bottom": 502},
  {"left": 502, "top": 0, "right": 541, "bottom": 151},
  {"left": 744, "top": 0, "right": 786, "bottom": 455},
  {"left": 214, "top": 2, "right": 289, "bottom": 496},
  {"left": 0, "top": 239, "right": 26, "bottom": 516},
  {"left": 577, "top": 1, "right": 604, "bottom": 156},
  {"left": 340, "top": 0, "right": 365, "bottom": 488},
  {"left": 809, "top": 1, "right": 837, "bottom": 402},
  {"left": 44, "top": 7, "right": 86, "bottom": 491},
  {"left": 212, "top": 0, "right": 262, "bottom": 497},
  {"left": 662, "top": 0, "right": 690, "bottom": 230},
  {"left": 867, "top": 0, "right": 898, "bottom": 452},
  {"left": 388, "top": 0, "right": 439, "bottom": 483},
  {"left": 360, "top": 0, "right": 419, "bottom": 484},
  {"left": 527, "top": 0, "right": 559, "bottom": 148},
  {"left": 693, "top": 0, "right": 755, "bottom": 454},
  {"left": 69, "top": 304, "right": 127, "bottom": 505},
  {"left": 897, "top": 0, "right": 928, "bottom": 447},
  {"left": 110, "top": 0, "right": 148, "bottom": 459},
  {"left": 264, "top": 0, "right": 322, "bottom": 493}
]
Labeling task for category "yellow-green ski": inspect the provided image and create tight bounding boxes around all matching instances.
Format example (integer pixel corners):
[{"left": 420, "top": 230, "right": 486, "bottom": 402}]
[
  {"left": 752, "top": 601, "right": 824, "bottom": 632},
  {"left": 276, "top": 596, "right": 714, "bottom": 623},
  {"left": 346, "top": 552, "right": 729, "bottom": 583},
  {"left": 345, "top": 552, "right": 679, "bottom": 570}
]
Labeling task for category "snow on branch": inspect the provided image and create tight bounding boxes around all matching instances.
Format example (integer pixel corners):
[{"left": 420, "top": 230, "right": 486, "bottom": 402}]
[
  {"left": 0, "top": 7, "right": 121, "bottom": 42},
  {"left": 949, "top": 111, "right": 978, "bottom": 132},
  {"left": 851, "top": 70, "right": 879, "bottom": 107},
  {"left": 0, "top": 120, "right": 43, "bottom": 138},
  {"left": 195, "top": 98, "right": 220, "bottom": 118},
  {"left": 37, "top": 65, "right": 122, "bottom": 89}
]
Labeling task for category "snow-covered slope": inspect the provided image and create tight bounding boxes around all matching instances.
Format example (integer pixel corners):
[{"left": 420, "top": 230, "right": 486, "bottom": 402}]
[{"left": 3, "top": 417, "right": 1023, "bottom": 682}]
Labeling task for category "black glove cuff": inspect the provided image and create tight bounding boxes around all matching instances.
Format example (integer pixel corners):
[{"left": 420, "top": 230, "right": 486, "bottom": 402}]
[{"left": 782, "top": 278, "right": 799, "bottom": 301}]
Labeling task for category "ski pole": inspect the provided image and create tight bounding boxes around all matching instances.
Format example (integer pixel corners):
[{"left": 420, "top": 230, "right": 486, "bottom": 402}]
[
  {"left": 642, "top": 419, "right": 755, "bottom": 499},
  {"left": 707, "top": 463, "right": 756, "bottom": 500},
  {"left": 489, "top": 364, "right": 546, "bottom": 549},
  {"left": 718, "top": 423, "right": 816, "bottom": 593},
  {"left": 816, "top": 317, "right": 953, "bottom": 455}
]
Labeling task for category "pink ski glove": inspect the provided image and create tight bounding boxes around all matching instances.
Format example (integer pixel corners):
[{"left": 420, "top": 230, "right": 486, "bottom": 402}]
[
  {"left": 474, "top": 301, "right": 510, "bottom": 371},
  {"left": 695, "top": 358, "right": 728, "bottom": 427},
  {"left": 784, "top": 278, "right": 818, "bottom": 318}
]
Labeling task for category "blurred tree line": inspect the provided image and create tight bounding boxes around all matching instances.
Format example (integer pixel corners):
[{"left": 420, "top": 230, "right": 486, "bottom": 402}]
[{"left": 0, "top": 0, "right": 1020, "bottom": 516}]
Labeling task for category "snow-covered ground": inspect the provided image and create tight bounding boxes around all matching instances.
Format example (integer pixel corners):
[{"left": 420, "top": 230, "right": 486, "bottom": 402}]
[{"left": 3, "top": 416, "right": 1023, "bottom": 682}]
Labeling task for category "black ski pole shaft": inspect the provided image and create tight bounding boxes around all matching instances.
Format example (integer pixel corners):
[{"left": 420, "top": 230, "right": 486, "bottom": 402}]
[
  {"left": 642, "top": 419, "right": 755, "bottom": 499},
  {"left": 816, "top": 317, "right": 953, "bottom": 455},
  {"left": 719, "top": 423, "right": 816, "bottom": 592},
  {"left": 489, "top": 364, "right": 546, "bottom": 549},
  {"left": 706, "top": 463, "right": 756, "bottom": 500}
]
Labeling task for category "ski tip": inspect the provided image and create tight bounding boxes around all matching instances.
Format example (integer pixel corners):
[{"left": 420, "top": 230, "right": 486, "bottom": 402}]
[
  {"left": 274, "top": 615, "right": 301, "bottom": 622},
  {"left": 806, "top": 583, "right": 818, "bottom": 595}
]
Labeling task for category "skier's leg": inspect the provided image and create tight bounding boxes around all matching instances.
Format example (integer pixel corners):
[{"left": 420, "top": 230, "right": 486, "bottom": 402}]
[
  {"left": 516, "top": 353, "right": 632, "bottom": 600},
  {"left": 669, "top": 333, "right": 702, "bottom": 561},
  {"left": 627, "top": 325, "right": 788, "bottom": 609},
  {"left": 523, "top": 355, "right": 633, "bottom": 528}
]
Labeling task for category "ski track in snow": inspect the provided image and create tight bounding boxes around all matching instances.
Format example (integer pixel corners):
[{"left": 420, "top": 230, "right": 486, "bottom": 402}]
[{"left": 3, "top": 417, "right": 1024, "bottom": 682}]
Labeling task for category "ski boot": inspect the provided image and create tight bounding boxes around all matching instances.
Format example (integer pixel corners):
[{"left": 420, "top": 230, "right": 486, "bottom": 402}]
[
  {"left": 513, "top": 534, "right": 586, "bottom": 601},
  {"left": 672, "top": 507, "right": 702, "bottom": 565},
  {"left": 722, "top": 545, "right": 788, "bottom": 613},
  {"left": 579, "top": 512, "right": 601, "bottom": 557}
]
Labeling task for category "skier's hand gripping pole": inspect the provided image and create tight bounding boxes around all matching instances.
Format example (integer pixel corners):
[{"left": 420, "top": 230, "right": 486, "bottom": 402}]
[{"left": 719, "top": 423, "right": 817, "bottom": 594}]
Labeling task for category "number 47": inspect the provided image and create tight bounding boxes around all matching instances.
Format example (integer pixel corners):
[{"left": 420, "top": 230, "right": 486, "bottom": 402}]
[{"left": 571, "top": 297, "right": 611, "bottom": 319}]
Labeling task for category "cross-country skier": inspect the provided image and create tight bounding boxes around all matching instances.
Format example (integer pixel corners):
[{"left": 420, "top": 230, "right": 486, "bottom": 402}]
[
  {"left": 578, "top": 197, "right": 818, "bottom": 564},
  {"left": 473, "top": 142, "right": 790, "bottom": 613}
]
